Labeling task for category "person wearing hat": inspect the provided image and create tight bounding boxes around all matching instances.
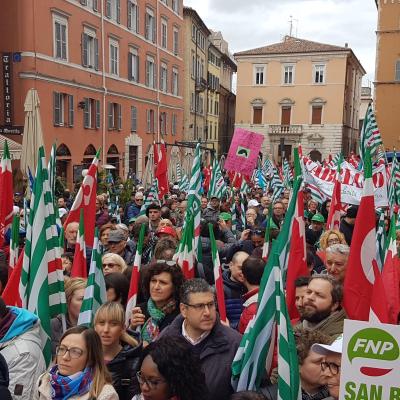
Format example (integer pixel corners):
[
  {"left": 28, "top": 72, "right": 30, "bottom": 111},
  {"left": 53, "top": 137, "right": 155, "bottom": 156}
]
[
  {"left": 339, "top": 205, "right": 358, "bottom": 246},
  {"left": 156, "top": 226, "right": 177, "bottom": 239},
  {"left": 306, "top": 213, "right": 325, "bottom": 248},
  {"left": 312, "top": 335, "right": 343, "bottom": 400},
  {"left": 124, "top": 192, "right": 144, "bottom": 223},
  {"left": 107, "top": 229, "right": 135, "bottom": 266},
  {"left": 202, "top": 196, "right": 221, "bottom": 223}
]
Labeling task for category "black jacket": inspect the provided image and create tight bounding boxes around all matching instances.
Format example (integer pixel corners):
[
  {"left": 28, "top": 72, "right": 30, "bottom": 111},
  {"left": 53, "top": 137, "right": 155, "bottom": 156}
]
[
  {"left": 222, "top": 270, "right": 246, "bottom": 329},
  {"left": 0, "top": 353, "right": 11, "bottom": 400},
  {"left": 159, "top": 314, "right": 242, "bottom": 400},
  {"left": 107, "top": 332, "right": 142, "bottom": 400},
  {"left": 339, "top": 218, "right": 354, "bottom": 246}
]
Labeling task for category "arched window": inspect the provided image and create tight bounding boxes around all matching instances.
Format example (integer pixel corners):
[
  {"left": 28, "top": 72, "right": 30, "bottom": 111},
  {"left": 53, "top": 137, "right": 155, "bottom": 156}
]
[
  {"left": 84, "top": 144, "right": 97, "bottom": 156},
  {"left": 309, "top": 149, "right": 322, "bottom": 162},
  {"left": 56, "top": 143, "right": 71, "bottom": 157},
  {"left": 107, "top": 144, "right": 119, "bottom": 155}
]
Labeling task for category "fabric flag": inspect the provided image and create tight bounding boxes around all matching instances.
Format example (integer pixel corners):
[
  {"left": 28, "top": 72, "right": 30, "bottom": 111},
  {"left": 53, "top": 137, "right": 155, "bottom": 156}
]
[
  {"left": 283, "top": 158, "right": 293, "bottom": 188},
  {"left": 70, "top": 209, "right": 87, "bottom": 278},
  {"left": 224, "top": 128, "right": 264, "bottom": 176},
  {"left": 138, "top": 179, "right": 160, "bottom": 217},
  {"left": 239, "top": 179, "right": 248, "bottom": 229},
  {"left": 209, "top": 223, "right": 227, "bottom": 322},
  {"left": 306, "top": 182, "right": 327, "bottom": 204},
  {"left": 59, "top": 226, "right": 65, "bottom": 250},
  {"left": 179, "top": 174, "right": 190, "bottom": 193},
  {"left": 359, "top": 104, "right": 383, "bottom": 163},
  {"left": 230, "top": 196, "right": 237, "bottom": 234},
  {"left": 375, "top": 209, "right": 386, "bottom": 271},
  {"left": 176, "top": 162, "right": 183, "bottom": 182},
  {"left": 9, "top": 214, "right": 20, "bottom": 275},
  {"left": 2, "top": 251, "right": 23, "bottom": 307},
  {"left": 262, "top": 158, "right": 274, "bottom": 178},
  {"left": 388, "top": 155, "right": 400, "bottom": 212},
  {"left": 381, "top": 213, "right": 400, "bottom": 324},
  {"left": 343, "top": 149, "right": 382, "bottom": 321},
  {"left": 154, "top": 140, "right": 169, "bottom": 199},
  {"left": 175, "top": 216, "right": 196, "bottom": 279},
  {"left": 63, "top": 148, "right": 100, "bottom": 247},
  {"left": 47, "top": 144, "right": 62, "bottom": 228},
  {"left": 256, "top": 168, "right": 268, "bottom": 191},
  {"left": 19, "top": 146, "right": 66, "bottom": 365},
  {"left": 326, "top": 155, "right": 343, "bottom": 230},
  {"left": 125, "top": 224, "right": 145, "bottom": 327},
  {"left": 203, "top": 165, "right": 212, "bottom": 193},
  {"left": 271, "top": 167, "right": 284, "bottom": 202},
  {"left": 208, "top": 157, "right": 226, "bottom": 199},
  {"left": 78, "top": 229, "right": 107, "bottom": 327},
  {"left": 262, "top": 204, "right": 272, "bottom": 261},
  {"left": 0, "top": 140, "right": 14, "bottom": 247}
]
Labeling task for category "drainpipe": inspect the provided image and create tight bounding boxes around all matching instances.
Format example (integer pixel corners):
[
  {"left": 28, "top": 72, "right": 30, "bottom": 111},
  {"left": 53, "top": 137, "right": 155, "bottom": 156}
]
[
  {"left": 156, "top": 0, "right": 160, "bottom": 144},
  {"left": 101, "top": 0, "right": 107, "bottom": 165}
]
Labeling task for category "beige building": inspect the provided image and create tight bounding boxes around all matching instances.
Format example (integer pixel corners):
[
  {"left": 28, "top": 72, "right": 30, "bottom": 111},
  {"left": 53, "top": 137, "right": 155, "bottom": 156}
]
[
  {"left": 360, "top": 86, "right": 373, "bottom": 131},
  {"left": 374, "top": 0, "right": 400, "bottom": 150},
  {"left": 234, "top": 36, "right": 365, "bottom": 162},
  {"left": 183, "top": 7, "right": 210, "bottom": 143}
]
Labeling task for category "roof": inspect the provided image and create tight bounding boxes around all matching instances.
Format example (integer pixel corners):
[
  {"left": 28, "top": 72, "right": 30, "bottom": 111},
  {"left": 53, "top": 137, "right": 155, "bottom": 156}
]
[
  {"left": 183, "top": 6, "right": 211, "bottom": 36},
  {"left": 0, "top": 134, "right": 22, "bottom": 159},
  {"left": 234, "top": 36, "right": 350, "bottom": 57}
]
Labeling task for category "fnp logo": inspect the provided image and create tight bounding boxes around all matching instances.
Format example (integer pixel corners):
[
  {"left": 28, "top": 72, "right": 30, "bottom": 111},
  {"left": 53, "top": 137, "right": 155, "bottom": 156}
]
[{"left": 348, "top": 328, "right": 399, "bottom": 377}]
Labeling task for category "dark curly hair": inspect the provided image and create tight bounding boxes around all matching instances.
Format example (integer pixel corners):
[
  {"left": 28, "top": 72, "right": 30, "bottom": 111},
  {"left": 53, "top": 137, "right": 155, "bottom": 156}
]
[
  {"left": 142, "top": 262, "right": 185, "bottom": 303},
  {"left": 139, "top": 336, "right": 207, "bottom": 400}
]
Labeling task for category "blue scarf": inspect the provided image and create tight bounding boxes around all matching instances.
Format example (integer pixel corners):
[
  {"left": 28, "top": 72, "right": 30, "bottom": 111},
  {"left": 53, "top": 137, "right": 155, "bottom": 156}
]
[{"left": 49, "top": 365, "right": 93, "bottom": 400}]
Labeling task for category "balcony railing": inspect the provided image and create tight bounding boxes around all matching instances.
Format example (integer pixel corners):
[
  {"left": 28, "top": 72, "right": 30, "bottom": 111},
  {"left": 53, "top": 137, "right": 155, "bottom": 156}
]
[{"left": 268, "top": 125, "right": 303, "bottom": 135}]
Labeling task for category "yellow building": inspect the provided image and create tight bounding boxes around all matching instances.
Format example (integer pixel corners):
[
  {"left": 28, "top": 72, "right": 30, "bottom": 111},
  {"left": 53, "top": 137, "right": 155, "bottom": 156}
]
[
  {"left": 374, "top": 0, "right": 400, "bottom": 149},
  {"left": 234, "top": 36, "right": 365, "bottom": 162}
]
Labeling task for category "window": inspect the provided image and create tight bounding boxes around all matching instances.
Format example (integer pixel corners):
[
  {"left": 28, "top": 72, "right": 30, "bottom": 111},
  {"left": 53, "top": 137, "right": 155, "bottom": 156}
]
[
  {"left": 215, "top": 101, "right": 219, "bottom": 116},
  {"left": 108, "top": 102, "right": 122, "bottom": 130},
  {"left": 128, "top": 48, "right": 139, "bottom": 82},
  {"left": 105, "top": 0, "right": 120, "bottom": 23},
  {"left": 192, "top": 24, "right": 196, "bottom": 40},
  {"left": 53, "top": 92, "right": 74, "bottom": 127},
  {"left": 160, "top": 63, "right": 168, "bottom": 92},
  {"left": 311, "top": 105, "right": 323, "bottom": 124},
  {"left": 173, "top": 27, "right": 179, "bottom": 55},
  {"left": 172, "top": 67, "right": 178, "bottom": 95},
  {"left": 314, "top": 64, "right": 325, "bottom": 84},
  {"left": 283, "top": 65, "right": 294, "bottom": 84},
  {"left": 172, "top": 0, "right": 179, "bottom": 13},
  {"left": 53, "top": 14, "right": 68, "bottom": 60},
  {"left": 130, "top": 106, "right": 137, "bottom": 132},
  {"left": 160, "top": 112, "right": 167, "bottom": 135},
  {"left": 81, "top": 0, "right": 99, "bottom": 11},
  {"left": 146, "top": 109, "right": 155, "bottom": 133},
  {"left": 145, "top": 8, "right": 156, "bottom": 42},
  {"left": 83, "top": 98, "right": 101, "bottom": 129},
  {"left": 127, "top": 0, "right": 138, "bottom": 32},
  {"left": 82, "top": 28, "right": 99, "bottom": 69},
  {"left": 253, "top": 107, "right": 262, "bottom": 124},
  {"left": 172, "top": 113, "right": 177, "bottom": 135},
  {"left": 109, "top": 39, "right": 119, "bottom": 75},
  {"left": 281, "top": 106, "right": 291, "bottom": 125},
  {"left": 146, "top": 55, "right": 156, "bottom": 88},
  {"left": 191, "top": 53, "right": 196, "bottom": 77},
  {"left": 396, "top": 60, "right": 400, "bottom": 81},
  {"left": 254, "top": 65, "right": 265, "bottom": 85},
  {"left": 161, "top": 18, "right": 168, "bottom": 49}
]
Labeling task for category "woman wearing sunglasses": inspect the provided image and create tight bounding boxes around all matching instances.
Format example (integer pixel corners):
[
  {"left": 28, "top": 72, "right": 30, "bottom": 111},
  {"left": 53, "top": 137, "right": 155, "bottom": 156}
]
[
  {"left": 129, "top": 261, "right": 184, "bottom": 345},
  {"left": 34, "top": 326, "right": 118, "bottom": 399},
  {"left": 132, "top": 336, "right": 206, "bottom": 400}
]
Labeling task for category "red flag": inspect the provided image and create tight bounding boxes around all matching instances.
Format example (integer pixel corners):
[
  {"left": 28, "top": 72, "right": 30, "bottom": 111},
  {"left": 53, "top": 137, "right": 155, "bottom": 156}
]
[
  {"left": 70, "top": 209, "right": 87, "bottom": 278},
  {"left": 369, "top": 263, "right": 391, "bottom": 323},
  {"left": 2, "top": 250, "right": 23, "bottom": 307},
  {"left": 229, "top": 171, "right": 243, "bottom": 189},
  {"left": 154, "top": 141, "right": 169, "bottom": 199},
  {"left": 63, "top": 149, "right": 99, "bottom": 247},
  {"left": 343, "top": 150, "right": 379, "bottom": 321},
  {"left": 285, "top": 188, "right": 309, "bottom": 320},
  {"left": 326, "top": 158, "right": 343, "bottom": 230},
  {"left": 0, "top": 141, "right": 14, "bottom": 247},
  {"left": 203, "top": 165, "right": 211, "bottom": 193}
]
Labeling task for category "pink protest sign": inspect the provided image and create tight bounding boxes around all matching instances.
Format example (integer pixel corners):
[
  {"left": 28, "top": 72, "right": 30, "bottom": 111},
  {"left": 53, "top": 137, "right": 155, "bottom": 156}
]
[{"left": 224, "top": 128, "right": 264, "bottom": 176}]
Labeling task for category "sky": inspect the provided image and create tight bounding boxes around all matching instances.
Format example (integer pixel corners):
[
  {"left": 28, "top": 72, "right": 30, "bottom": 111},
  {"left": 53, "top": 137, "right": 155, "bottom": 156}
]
[{"left": 183, "top": 0, "right": 378, "bottom": 86}]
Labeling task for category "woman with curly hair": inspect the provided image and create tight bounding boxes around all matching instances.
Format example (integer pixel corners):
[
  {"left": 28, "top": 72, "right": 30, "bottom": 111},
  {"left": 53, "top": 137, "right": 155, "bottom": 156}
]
[
  {"left": 128, "top": 261, "right": 184, "bottom": 345},
  {"left": 132, "top": 336, "right": 207, "bottom": 400},
  {"left": 318, "top": 229, "right": 347, "bottom": 251}
]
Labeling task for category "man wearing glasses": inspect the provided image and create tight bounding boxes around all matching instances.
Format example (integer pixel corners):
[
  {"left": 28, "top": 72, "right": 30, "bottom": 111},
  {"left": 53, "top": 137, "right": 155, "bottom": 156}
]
[
  {"left": 159, "top": 278, "right": 241, "bottom": 400},
  {"left": 124, "top": 191, "right": 144, "bottom": 223}
]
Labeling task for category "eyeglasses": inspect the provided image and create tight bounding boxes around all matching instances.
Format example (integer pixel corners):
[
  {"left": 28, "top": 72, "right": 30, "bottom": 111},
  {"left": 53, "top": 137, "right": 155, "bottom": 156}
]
[
  {"left": 183, "top": 301, "right": 216, "bottom": 312},
  {"left": 136, "top": 371, "right": 166, "bottom": 390},
  {"left": 155, "top": 259, "right": 177, "bottom": 266},
  {"left": 55, "top": 345, "right": 84, "bottom": 359},
  {"left": 102, "top": 263, "right": 117, "bottom": 268},
  {"left": 321, "top": 361, "right": 341, "bottom": 375},
  {"left": 251, "top": 229, "right": 264, "bottom": 236},
  {"left": 135, "top": 199, "right": 144, "bottom": 202},
  {"left": 327, "top": 238, "right": 340, "bottom": 245}
]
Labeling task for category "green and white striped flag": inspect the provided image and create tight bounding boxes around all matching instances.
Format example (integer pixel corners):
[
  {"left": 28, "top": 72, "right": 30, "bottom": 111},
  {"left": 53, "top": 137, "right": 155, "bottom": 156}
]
[
  {"left": 9, "top": 214, "right": 20, "bottom": 271},
  {"left": 176, "top": 162, "right": 183, "bottom": 182},
  {"left": 376, "top": 209, "right": 386, "bottom": 271},
  {"left": 208, "top": 157, "right": 226, "bottom": 199},
  {"left": 78, "top": 228, "right": 106, "bottom": 327},
  {"left": 388, "top": 156, "right": 400, "bottom": 211},
  {"left": 271, "top": 167, "right": 285, "bottom": 202},
  {"left": 359, "top": 104, "right": 383, "bottom": 163},
  {"left": 239, "top": 178, "right": 249, "bottom": 228},
  {"left": 20, "top": 146, "right": 67, "bottom": 366},
  {"left": 283, "top": 158, "right": 293, "bottom": 189},
  {"left": 138, "top": 179, "right": 160, "bottom": 217}
]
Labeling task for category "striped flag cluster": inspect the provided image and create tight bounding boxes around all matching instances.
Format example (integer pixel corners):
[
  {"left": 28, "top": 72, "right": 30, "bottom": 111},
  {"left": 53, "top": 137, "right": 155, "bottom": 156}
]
[
  {"left": 283, "top": 158, "right": 293, "bottom": 189},
  {"left": 271, "top": 167, "right": 284, "bottom": 202},
  {"left": 177, "top": 161, "right": 189, "bottom": 192},
  {"left": 388, "top": 155, "right": 400, "bottom": 211},
  {"left": 359, "top": 103, "right": 383, "bottom": 163},
  {"left": 20, "top": 146, "right": 66, "bottom": 365},
  {"left": 138, "top": 179, "right": 160, "bottom": 217},
  {"left": 256, "top": 168, "right": 268, "bottom": 191},
  {"left": 208, "top": 157, "right": 227, "bottom": 199},
  {"left": 262, "top": 158, "right": 274, "bottom": 178},
  {"left": 78, "top": 229, "right": 107, "bottom": 327}
]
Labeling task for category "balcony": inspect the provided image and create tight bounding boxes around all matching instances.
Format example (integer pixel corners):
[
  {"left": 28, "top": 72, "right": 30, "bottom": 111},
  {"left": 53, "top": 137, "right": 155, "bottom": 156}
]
[
  {"left": 268, "top": 125, "right": 302, "bottom": 135},
  {"left": 195, "top": 78, "right": 208, "bottom": 92}
]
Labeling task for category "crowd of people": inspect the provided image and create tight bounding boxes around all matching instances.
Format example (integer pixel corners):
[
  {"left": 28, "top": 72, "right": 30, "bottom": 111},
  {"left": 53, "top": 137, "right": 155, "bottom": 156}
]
[{"left": 0, "top": 181, "right": 389, "bottom": 400}]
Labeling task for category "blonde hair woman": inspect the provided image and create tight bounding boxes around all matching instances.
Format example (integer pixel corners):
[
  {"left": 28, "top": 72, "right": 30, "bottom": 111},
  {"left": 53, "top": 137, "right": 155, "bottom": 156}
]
[
  {"left": 102, "top": 253, "right": 128, "bottom": 276},
  {"left": 94, "top": 302, "right": 142, "bottom": 400},
  {"left": 319, "top": 229, "right": 347, "bottom": 251}
]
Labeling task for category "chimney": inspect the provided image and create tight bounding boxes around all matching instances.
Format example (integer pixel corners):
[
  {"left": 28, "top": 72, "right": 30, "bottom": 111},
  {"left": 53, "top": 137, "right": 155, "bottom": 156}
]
[{"left": 345, "top": 42, "right": 348, "bottom": 48}]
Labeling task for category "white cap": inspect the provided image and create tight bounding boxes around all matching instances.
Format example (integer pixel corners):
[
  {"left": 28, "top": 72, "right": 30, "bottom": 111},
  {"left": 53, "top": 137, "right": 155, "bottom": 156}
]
[
  {"left": 58, "top": 208, "right": 68, "bottom": 218},
  {"left": 312, "top": 335, "right": 343, "bottom": 355},
  {"left": 248, "top": 199, "right": 260, "bottom": 207},
  {"left": 13, "top": 206, "right": 20, "bottom": 215}
]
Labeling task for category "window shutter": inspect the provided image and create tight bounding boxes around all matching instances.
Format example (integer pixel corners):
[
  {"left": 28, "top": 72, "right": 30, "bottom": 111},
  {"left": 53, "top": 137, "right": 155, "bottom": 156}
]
[
  {"left": 117, "top": 103, "right": 122, "bottom": 130},
  {"left": 61, "top": 24, "right": 67, "bottom": 60},
  {"left": 131, "top": 106, "right": 137, "bottom": 132},
  {"left": 106, "top": 0, "right": 111, "bottom": 18},
  {"left": 108, "top": 102, "right": 113, "bottom": 129},
  {"left": 164, "top": 113, "right": 168, "bottom": 135},
  {"left": 95, "top": 100, "right": 101, "bottom": 128},
  {"left": 116, "top": 0, "right": 121, "bottom": 23},
  {"left": 68, "top": 95, "right": 74, "bottom": 127},
  {"left": 93, "top": 0, "right": 99, "bottom": 11},
  {"left": 145, "top": 14, "right": 149, "bottom": 40},
  {"left": 53, "top": 92, "right": 60, "bottom": 126},
  {"left": 80, "top": 0, "right": 87, "bottom": 5},
  {"left": 146, "top": 110, "right": 150, "bottom": 133},
  {"left": 135, "top": 55, "right": 139, "bottom": 82},
  {"left": 94, "top": 38, "right": 99, "bottom": 70},
  {"left": 84, "top": 98, "right": 90, "bottom": 128},
  {"left": 128, "top": 53, "right": 132, "bottom": 81},
  {"left": 153, "top": 110, "right": 156, "bottom": 133},
  {"left": 253, "top": 107, "right": 262, "bottom": 124},
  {"left": 152, "top": 16, "right": 156, "bottom": 43},
  {"left": 82, "top": 33, "right": 88, "bottom": 67},
  {"left": 311, "top": 106, "right": 322, "bottom": 125},
  {"left": 127, "top": 2, "right": 132, "bottom": 29},
  {"left": 145, "top": 60, "right": 149, "bottom": 86}
]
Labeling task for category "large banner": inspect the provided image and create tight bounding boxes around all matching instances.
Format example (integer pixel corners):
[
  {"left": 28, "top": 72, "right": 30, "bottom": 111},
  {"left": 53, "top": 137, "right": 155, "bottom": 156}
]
[
  {"left": 303, "top": 158, "right": 388, "bottom": 207},
  {"left": 340, "top": 320, "right": 400, "bottom": 399},
  {"left": 224, "top": 128, "right": 264, "bottom": 176}
]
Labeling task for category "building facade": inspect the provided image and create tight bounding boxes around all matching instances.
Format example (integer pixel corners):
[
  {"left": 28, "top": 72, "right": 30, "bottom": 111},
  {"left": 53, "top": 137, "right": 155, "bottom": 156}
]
[
  {"left": 0, "top": 0, "right": 184, "bottom": 187},
  {"left": 234, "top": 36, "right": 365, "bottom": 162},
  {"left": 374, "top": 0, "right": 400, "bottom": 150}
]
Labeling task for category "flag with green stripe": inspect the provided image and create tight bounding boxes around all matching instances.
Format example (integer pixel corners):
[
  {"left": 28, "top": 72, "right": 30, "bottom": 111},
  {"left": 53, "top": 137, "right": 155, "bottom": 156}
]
[
  {"left": 138, "top": 179, "right": 160, "bottom": 217},
  {"left": 208, "top": 157, "right": 227, "bottom": 199},
  {"left": 359, "top": 104, "right": 383, "bottom": 164},
  {"left": 9, "top": 214, "right": 20, "bottom": 272}
]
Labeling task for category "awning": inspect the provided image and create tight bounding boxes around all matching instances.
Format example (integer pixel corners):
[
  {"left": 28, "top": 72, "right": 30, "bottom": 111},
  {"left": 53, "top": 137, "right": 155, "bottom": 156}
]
[{"left": 0, "top": 134, "right": 22, "bottom": 160}]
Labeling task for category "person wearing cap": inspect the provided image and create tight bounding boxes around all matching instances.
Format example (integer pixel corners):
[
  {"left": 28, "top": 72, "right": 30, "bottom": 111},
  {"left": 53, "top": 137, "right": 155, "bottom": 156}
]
[
  {"left": 107, "top": 229, "right": 135, "bottom": 266},
  {"left": 13, "top": 192, "right": 23, "bottom": 208},
  {"left": 306, "top": 213, "right": 325, "bottom": 248},
  {"left": 156, "top": 226, "right": 177, "bottom": 239},
  {"left": 312, "top": 335, "right": 343, "bottom": 400},
  {"left": 202, "top": 196, "right": 221, "bottom": 223},
  {"left": 125, "top": 191, "right": 144, "bottom": 223},
  {"left": 294, "top": 327, "right": 332, "bottom": 400},
  {"left": 339, "top": 205, "right": 358, "bottom": 246},
  {"left": 58, "top": 207, "right": 68, "bottom": 224}
]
